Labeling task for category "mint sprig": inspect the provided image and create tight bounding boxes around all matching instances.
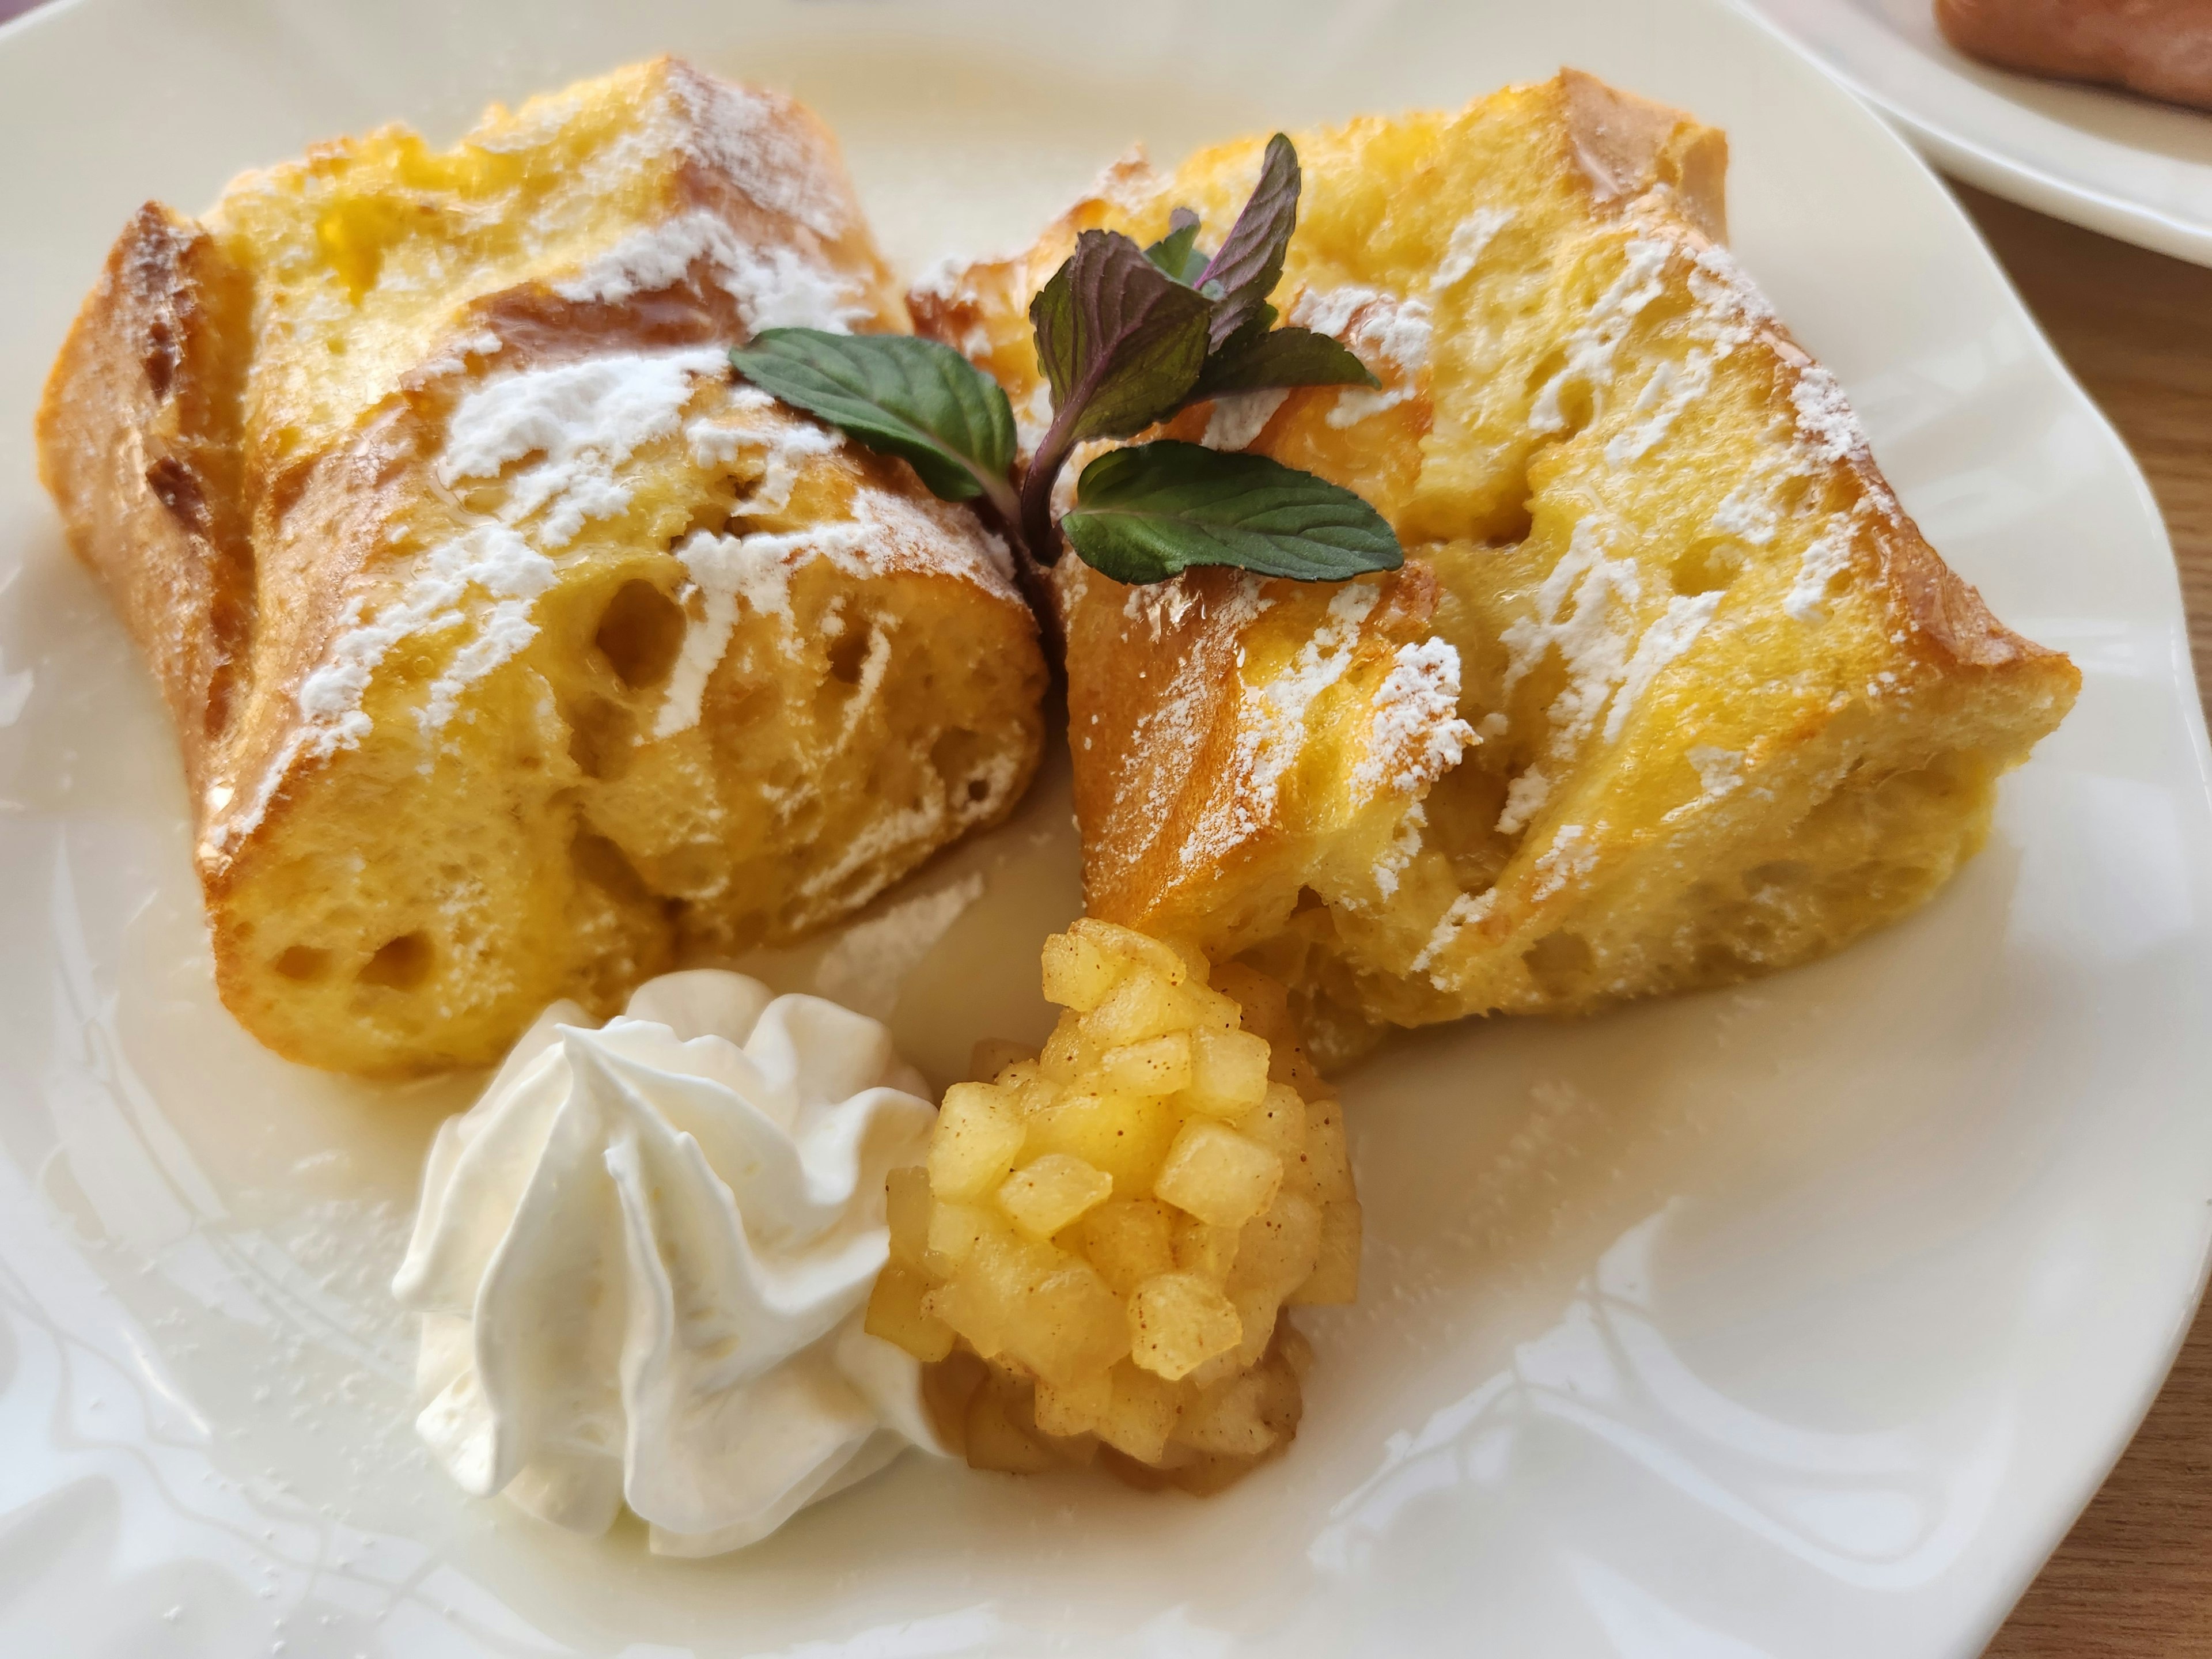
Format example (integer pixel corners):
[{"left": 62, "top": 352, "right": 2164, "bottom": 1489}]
[
  {"left": 1063, "top": 442, "right": 1400, "bottom": 584},
  {"left": 728, "top": 134, "right": 1401, "bottom": 593}
]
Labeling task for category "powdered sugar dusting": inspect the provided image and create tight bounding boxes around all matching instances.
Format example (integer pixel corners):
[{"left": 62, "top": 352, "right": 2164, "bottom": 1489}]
[
  {"left": 1202, "top": 389, "right": 1289, "bottom": 452},
  {"left": 440, "top": 350, "right": 728, "bottom": 546},
  {"left": 666, "top": 73, "right": 852, "bottom": 242},
  {"left": 1530, "top": 823, "right": 1597, "bottom": 901},
  {"left": 1353, "top": 638, "right": 1475, "bottom": 797},
  {"left": 1287, "top": 286, "right": 1432, "bottom": 428},
  {"left": 1601, "top": 591, "right": 1720, "bottom": 743},
  {"left": 554, "top": 211, "right": 866, "bottom": 332},
  {"left": 1528, "top": 237, "right": 1670, "bottom": 435},
  {"left": 1434, "top": 207, "right": 1513, "bottom": 291},
  {"left": 1784, "top": 510, "right": 1860, "bottom": 624}
]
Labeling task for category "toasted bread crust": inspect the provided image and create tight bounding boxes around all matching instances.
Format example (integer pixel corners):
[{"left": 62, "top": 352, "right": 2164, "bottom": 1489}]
[{"left": 37, "top": 204, "right": 255, "bottom": 786}]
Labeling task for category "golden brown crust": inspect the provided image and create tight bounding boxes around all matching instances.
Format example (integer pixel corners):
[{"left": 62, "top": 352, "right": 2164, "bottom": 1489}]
[
  {"left": 37, "top": 204, "right": 255, "bottom": 790},
  {"left": 1558, "top": 67, "right": 1729, "bottom": 243}
]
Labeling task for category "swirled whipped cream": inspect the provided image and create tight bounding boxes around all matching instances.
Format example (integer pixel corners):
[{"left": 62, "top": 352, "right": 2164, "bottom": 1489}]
[{"left": 391, "top": 969, "right": 947, "bottom": 1556}]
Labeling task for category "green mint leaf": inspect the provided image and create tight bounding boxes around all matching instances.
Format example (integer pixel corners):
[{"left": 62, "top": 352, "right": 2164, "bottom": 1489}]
[
  {"left": 1060, "top": 440, "right": 1404, "bottom": 584},
  {"left": 1195, "top": 133, "right": 1300, "bottom": 349},
  {"left": 1029, "top": 229, "right": 1213, "bottom": 444},
  {"left": 729, "top": 329, "right": 1018, "bottom": 522},
  {"left": 1194, "top": 324, "right": 1380, "bottom": 399},
  {"left": 1021, "top": 229, "right": 1215, "bottom": 559},
  {"left": 1143, "top": 207, "right": 1208, "bottom": 285}
]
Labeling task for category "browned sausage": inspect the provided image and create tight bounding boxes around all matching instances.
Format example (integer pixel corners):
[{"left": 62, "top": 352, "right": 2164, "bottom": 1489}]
[{"left": 1936, "top": 0, "right": 2212, "bottom": 112}]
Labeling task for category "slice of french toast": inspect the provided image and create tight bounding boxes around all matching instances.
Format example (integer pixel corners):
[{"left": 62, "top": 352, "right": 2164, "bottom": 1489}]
[
  {"left": 39, "top": 59, "right": 1046, "bottom": 1075},
  {"left": 914, "top": 70, "right": 2076, "bottom": 1065}
]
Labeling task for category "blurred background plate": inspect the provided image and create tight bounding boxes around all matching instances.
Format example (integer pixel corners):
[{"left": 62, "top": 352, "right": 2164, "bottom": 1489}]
[
  {"left": 1744, "top": 0, "right": 2212, "bottom": 266},
  {"left": 2, "top": 1, "right": 2209, "bottom": 1655}
]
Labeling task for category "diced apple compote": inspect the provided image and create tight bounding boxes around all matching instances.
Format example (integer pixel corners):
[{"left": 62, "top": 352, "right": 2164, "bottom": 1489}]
[{"left": 866, "top": 918, "right": 1359, "bottom": 1493}]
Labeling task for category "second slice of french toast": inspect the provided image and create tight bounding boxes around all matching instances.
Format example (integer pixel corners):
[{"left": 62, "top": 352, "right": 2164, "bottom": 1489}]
[{"left": 915, "top": 71, "right": 2077, "bottom": 1063}]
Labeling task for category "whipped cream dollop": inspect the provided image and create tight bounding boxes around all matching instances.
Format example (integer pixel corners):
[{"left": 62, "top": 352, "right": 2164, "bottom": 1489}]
[{"left": 392, "top": 969, "right": 946, "bottom": 1556}]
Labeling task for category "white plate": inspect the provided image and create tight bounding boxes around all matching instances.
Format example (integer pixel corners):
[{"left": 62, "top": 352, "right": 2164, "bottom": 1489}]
[
  {"left": 1743, "top": 0, "right": 2212, "bottom": 265},
  {"left": 3, "top": 1, "right": 2209, "bottom": 1654}
]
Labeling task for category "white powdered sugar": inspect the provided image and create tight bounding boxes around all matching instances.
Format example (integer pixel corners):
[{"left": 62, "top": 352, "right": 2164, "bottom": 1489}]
[
  {"left": 1789, "top": 366, "right": 1868, "bottom": 465},
  {"left": 1686, "top": 745, "right": 1744, "bottom": 801},
  {"left": 1288, "top": 285, "right": 1433, "bottom": 428},
  {"left": 1711, "top": 483, "right": 1779, "bottom": 546},
  {"left": 1353, "top": 638, "right": 1476, "bottom": 797},
  {"left": 1411, "top": 888, "right": 1496, "bottom": 979},
  {"left": 1601, "top": 590, "right": 1720, "bottom": 743},
  {"left": 654, "top": 521, "right": 868, "bottom": 738},
  {"left": 666, "top": 73, "right": 853, "bottom": 242},
  {"left": 440, "top": 349, "right": 728, "bottom": 546},
  {"left": 1784, "top": 510, "right": 1859, "bottom": 624},
  {"left": 294, "top": 524, "right": 556, "bottom": 757},
  {"left": 1528, "top": 236, "right": 1671, "bottom": 435},
  {"left": 1372, "top": 802, "right": 1427, "bottom": 901},
  {"left": 1603, "top": 346, "right": 1715, "bottom": 468},
  {"left": 1433, "top": 206, "right": 1513, "bottom": 291},
  {"left": 1496, "top": 518, "right": 1723, "bottom": 830},
  {"left": 1202, "top": 388, "right": 1290, "bottom": 452},
  {"left": 688, "top": 388, "right": 845, "bottom": 512},
  {"left": 556, "top": 211, "right": 867, "bottom": 332},
  {"left": 1530, "top": 823, "right": 1597, "bottom": 901},
  {"left": 1242, "top": 584, "right": 1383, "bottom": 812}
]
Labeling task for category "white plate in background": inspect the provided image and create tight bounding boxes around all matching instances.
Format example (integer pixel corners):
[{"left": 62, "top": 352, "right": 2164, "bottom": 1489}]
[
  {"left": 1744, "top": 0, "right": 2212, "bottom": 264},
  {"left": 2, "top": 1, "right": 2210, "bottom": 1654}
]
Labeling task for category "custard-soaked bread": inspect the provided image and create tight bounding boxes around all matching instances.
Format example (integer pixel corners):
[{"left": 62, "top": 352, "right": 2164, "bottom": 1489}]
[
  {"left": 39, "top": 59, "right": 1046, "bottom": 1075},
  {"left": 915, "top": 71, "right": 2076, "bottom": 1064}
]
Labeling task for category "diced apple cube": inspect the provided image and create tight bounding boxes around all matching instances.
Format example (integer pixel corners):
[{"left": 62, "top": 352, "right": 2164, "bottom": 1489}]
[
  {"left": 1128, "top": 1272, "right": 1243, "bottom": 1380},
  {"left": 1096, "top": 1361, "right": 1182, "bottom": 1464},
  {"left": 1291, "top": 1199, "right": 1362, "bottom": 1305},
  {"left": 997, "top": 1152, "right": 1113, "bottom": 1240},
  {"left": 1187, "top": 1027, "right": 1271, "bottom": 1114},
  {"left": 1024, "top": 1089, "right": 1178, "bottom": 1191},
  {"left": 1228, "top": 1192, "right": 1323, "bottom": 1305},
  {"left": 1041, "top": 929, "right": 1124, "bottom": 1012},
  {"left": 928, "top": 1081, "right": 1026, "bottom": 1201},
  {"left": 924, "top": 1198, "right": 991, "bottom": 1272},
  {"left": 1155, "top": 1120, "right": 1283, "bottom": 1230},
  {"left": 1301, "top": 1095, "right": 1356, "bottom": 1203},
  {"left": 1069, "top": 917, "right": 1191, "bottom": 985},
  {"left": 1076, "top": 1197, "right": 1178, "bottom": 1296},
  {"left": 1033, "top": 1369, "right": 1112, "bottom": 1439},
  {"left": 1099, "top": 1031, "right": 1194, "bottom": 1096},
  {"left": 1236, "top": 1082, "right": 1309, "bottom": 1160},
  {"left": 865, "top": 1263, "right": 953, "bottom": 1362},
  {"left": 1005, "top": 1255, "right": 1130, "bottom": 1386},
  {"left": 1171, "top": 1213, "right": 1241, "bottom": 1282},
  {"left": 964, "top": 1375, "right": 1059, "bottom": 1475},
  {"left": 885, "top": 1165, "right": 931, "bottom": 1270},
  {"left": 969, "top": 1037, "right": 1040, "bottom": 1084},
  {"left": 1082, "top": 967, "right": 1193, "bottom": 1047}
]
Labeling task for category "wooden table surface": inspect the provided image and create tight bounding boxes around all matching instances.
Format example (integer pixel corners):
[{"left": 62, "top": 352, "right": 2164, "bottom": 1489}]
[{"left": 1955, "top": 184, "right": 2212, "bottom": 1657}]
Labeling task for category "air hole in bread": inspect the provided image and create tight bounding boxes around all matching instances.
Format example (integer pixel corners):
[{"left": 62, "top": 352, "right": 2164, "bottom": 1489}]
[
  {"left": 594, "top": 579, "right": 686, "bottom": 691},
  {"left": 273, "top": 945, "right": 329, "bottom": 983},
  {"left": 929, "top": 726, "right": 988, "bottom": 794},
  {"left": 1670, "top": 536, "right": 1743, "bottom": 597},
  {"left": 827, "top": 627, "right": 873, "bottom": 686},
  {"left": 359, "top": 932, "right": 432, "bottom": 990},
  {"left": 572, "top": 829, "right": 654, "bottom": 904},
  {"left": 569, "top": 700, "right": 635, "bottom": 781},
  {"left": 1521, "top": 930, "right": 1593, "bottom": 997}
]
